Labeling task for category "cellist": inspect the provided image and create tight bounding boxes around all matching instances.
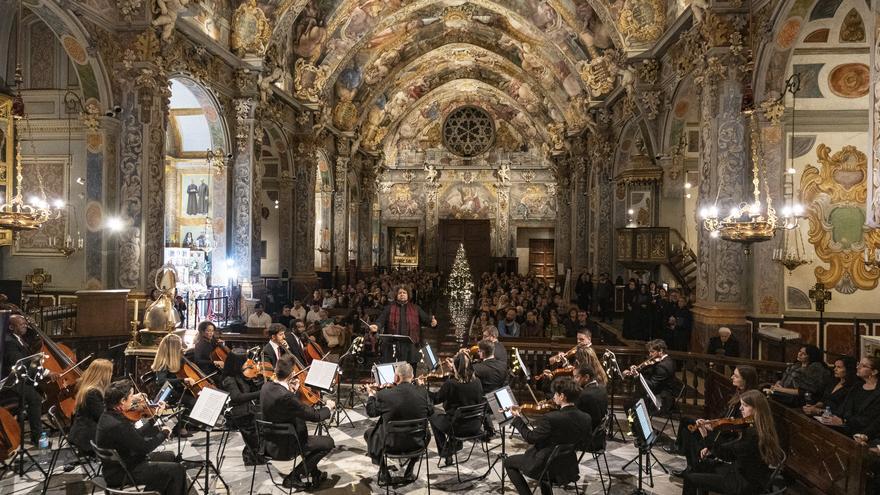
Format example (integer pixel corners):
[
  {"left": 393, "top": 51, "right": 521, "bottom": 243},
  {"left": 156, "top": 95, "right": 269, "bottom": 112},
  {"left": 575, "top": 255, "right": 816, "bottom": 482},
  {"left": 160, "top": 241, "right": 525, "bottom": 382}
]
[
  {"left": 192, "top": 321, "right": 226, "bottom": 376},
  {"left": 2, "top": 314, "right": 47, "bottom": 444}
]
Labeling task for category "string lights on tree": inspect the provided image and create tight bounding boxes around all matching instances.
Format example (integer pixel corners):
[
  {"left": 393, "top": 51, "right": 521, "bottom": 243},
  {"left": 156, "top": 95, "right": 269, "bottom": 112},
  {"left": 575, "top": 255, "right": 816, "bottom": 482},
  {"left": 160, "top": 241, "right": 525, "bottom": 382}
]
[{"left": 447, "top": 243, "right": 474, "bottom": 341}]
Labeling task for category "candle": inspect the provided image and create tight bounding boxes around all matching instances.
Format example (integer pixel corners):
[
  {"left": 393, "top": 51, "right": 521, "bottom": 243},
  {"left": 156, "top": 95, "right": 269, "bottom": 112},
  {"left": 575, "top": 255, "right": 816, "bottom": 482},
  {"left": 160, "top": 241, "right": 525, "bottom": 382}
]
[{"left": 133, "top": 298, "right": 139, "bottom": 322}]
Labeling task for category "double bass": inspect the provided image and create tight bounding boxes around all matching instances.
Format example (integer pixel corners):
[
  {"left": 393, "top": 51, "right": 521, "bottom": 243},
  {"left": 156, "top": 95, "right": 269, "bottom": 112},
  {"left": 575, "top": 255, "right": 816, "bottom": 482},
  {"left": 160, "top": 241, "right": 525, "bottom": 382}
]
[
  {"left": 30, "top": 321, "right": 91, "bottom": 419},
  {"left": 0, "top": 406, "right": 20, "bottom": 462}
]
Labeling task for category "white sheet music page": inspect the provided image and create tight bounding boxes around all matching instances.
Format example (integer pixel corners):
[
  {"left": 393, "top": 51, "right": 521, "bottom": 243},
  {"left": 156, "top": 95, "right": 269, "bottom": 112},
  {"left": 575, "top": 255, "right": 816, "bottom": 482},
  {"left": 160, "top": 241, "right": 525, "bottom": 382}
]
[
  {"left": 188, "top": 387, "right": 229, "bottom": 427},
  {"left": 305, "top": 359, "right": 339, "bottom": 391},
  {"left": 638, "top": 373, "right": 661, "bottom": 411}
]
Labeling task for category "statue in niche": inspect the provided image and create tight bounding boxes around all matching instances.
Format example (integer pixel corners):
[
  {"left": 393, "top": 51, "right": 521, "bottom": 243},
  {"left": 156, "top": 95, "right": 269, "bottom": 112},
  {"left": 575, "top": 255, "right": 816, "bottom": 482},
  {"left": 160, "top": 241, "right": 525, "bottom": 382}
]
[
  {"left": 497, "top": 163, "right": 511, "bottom": 185},
  {"left": 424, "top": 163, "right": 439, "bottom": 184}
]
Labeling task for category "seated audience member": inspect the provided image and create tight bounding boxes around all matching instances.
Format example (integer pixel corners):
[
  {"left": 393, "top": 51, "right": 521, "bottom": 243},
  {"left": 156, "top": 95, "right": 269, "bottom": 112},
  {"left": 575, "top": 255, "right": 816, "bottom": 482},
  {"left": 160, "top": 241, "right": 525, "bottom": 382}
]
[
  {"left": 423, "top": 351, "right": 484, "bottom": 466},
  {"left": 682, "top": 390, "right": 784, "bottom": 495},
  {"left": 364, "top": 362, "right": 434, "bottom": 484},
  {"left": 504, "top": 378, "right": 592, "bottom": 495},
  {"left": 520, "top": 310, "right": 543, "bottom": 337},
  {"left": 290, "top": 300, "right": 306, "bottom": 321},
  {"left": 95, "top": 380, "right": 185, "bottom": 495},
  {"left": 706, "top": 327, "right": 740, "bottom": 357},
  {"left": 673, "top": 365, "right": 759, "bottom": 476},
  {"left": 275, "top": 305, "right": 294, "bottom": 327},
  {"left": 803, "top": 356, "right": 858, "bottom": 416},
  {"left": 246, "top": 303, "right": 272, "bottom": 331},
  {"left": 818, "top": 356, "right": 880, "bottom": 438},
  {"left": 306, "top": 304, "right": 322, "bottom": 325},
  {"left": 69, "top": 359, "right": 115, "bottom": 454},
  {"left": 545, "top": 312, "right": 566, "bottom": 340},
  {"left": 497, "top": 308, "right": 520, "bottom": 338},
  {"left": 767, "top": 345, "right": 831, "bottom": 405}
]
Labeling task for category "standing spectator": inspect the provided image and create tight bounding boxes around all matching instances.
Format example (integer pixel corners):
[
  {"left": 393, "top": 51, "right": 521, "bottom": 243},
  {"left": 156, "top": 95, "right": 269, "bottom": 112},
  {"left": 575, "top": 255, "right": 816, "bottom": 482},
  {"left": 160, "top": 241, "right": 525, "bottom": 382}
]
[
  {"left": 575, "top": 270, "right": 593, "bottom": 313},
  {"left": 622, "top": 280, "right": 639, "bottom": 340},
  {"left": 672, "top": 297, "right": 693, "bottom": 351},
  {"left": 595, "top": 273, "right": 614, "bottom": 323}
]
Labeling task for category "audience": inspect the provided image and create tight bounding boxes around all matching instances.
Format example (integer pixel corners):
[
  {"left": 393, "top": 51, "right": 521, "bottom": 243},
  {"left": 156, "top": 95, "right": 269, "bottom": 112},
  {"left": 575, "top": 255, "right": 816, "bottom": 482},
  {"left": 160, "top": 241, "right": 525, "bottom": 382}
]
[
  {"left": 767, "top": 345, "right": 831, "bottom": 406},
  {"left": 706, "top": 327, "right": 740, "bottom": 357}
]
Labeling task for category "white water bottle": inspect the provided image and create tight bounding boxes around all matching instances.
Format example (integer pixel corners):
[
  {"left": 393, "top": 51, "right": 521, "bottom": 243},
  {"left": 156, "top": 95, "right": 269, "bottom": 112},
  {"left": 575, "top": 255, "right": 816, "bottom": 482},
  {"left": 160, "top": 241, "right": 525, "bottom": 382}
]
[
  {"left": 38, "top": 431, "right": 49, "bottom": 450},
  {"left": 822, "top": 406, "right": 832, "bottom": 419}
]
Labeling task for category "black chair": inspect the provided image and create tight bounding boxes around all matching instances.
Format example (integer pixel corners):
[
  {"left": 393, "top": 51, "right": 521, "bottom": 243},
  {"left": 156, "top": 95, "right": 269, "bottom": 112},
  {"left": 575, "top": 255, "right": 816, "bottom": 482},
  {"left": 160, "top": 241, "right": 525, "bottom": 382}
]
[
  {"left": 763, "top": 451, "right": 788, "bottom": 495},
  {"left": 577, "top": 417, "right": 611, "bottom": 495},
  {"left": 42, "top": 405, "right": 98, "bottom": 495},
  {"left": 88, "top": 477, "right": 159, "bottom": 495},
  {"left": 656, "top": 381, "right": 686, "bottom": 443},
  {"left": 379, "top": 418, "right": 431, "bottom": 494},
  {"left": 251, "top": 419, "right": 307, "bottom": 495},
  {"left": 528, "top": 443, "right": 582, "bottom": 495},
  {"left": 442, "top": 402, "right": 491, "bottom": 483},
  {"left": 90, "top": 441, "right": 145, "bottom": 492}
]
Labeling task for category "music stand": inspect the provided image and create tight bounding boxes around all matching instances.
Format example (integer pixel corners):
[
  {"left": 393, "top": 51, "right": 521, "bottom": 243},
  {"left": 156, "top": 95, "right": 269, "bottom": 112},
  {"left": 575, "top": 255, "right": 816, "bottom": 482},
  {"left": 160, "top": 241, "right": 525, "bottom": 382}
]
[
  {"left": 5, "top": 352, "right": 48, "bottom": 478},
  {"left": 377, "top": 334, "right": 415, "bottom": 364},
  {"left": 184, "top": 387, "right": 230, "bottom": 495},
  {"left": 481, "top": 386, "right": 518, "bottom": 493},
  {"left": 602, "top": 350, "right": 628, "bottom": 441}
]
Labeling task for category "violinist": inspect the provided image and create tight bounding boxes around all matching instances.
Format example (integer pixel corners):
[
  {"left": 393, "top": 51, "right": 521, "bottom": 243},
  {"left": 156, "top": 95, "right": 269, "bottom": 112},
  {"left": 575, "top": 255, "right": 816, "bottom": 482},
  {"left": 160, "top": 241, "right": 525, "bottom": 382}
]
[
  {"left": 151, "top": 334, "right": 195, "bottom": 437},
  {"left": 220, "top": 349, "right": 263, "bottom": 466},
  {"left": 192, "top": 321, "right": 225, "bottom": 376},
  {"left": 624, "top": 339, "right": 677, "bottom": 414},
  {"left": 547, "top": 328, "right": 593, "bottom": 369},
  {"left": 573, "top": 365, "right": 608, "bottom": 430},
  {"left": 423, "top": 352, "right": 484, "bottom": 466},
  {"left": 260, "top": 354, "right": 335, "bottom": 490},
  {"left": 95, "top": 380, "right": 186, "bottom": 495},
  {"left": 473, "top": 340, "right": 508, "bottom": 393},
  {"left": 68, "top": 358, "right": 114, "bottom": 455},
  {"left": 672, "top": 365, "right": 758, "bottom": 478},
  {"left": 262, "top": 324, "right": 289, "bottom": 368},
  {"left": 481, "top": 326, "right": 507, "bottom": 367},
  {"left": 3, "top": 314, "right": 44, "bottom": 444},
  {"left": 682, "top": 390, "right": 784, "bottom": 495},
  {"left": 364, "top": 362, "right": 433, "bottom": 484}
]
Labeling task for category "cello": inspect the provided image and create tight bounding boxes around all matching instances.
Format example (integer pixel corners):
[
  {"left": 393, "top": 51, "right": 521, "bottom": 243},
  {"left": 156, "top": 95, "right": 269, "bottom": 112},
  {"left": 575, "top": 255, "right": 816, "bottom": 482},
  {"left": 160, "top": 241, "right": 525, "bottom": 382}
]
[
  {"left": 0, "top": 406, "right": 20, "bottom": 462},
  {"left": 177, "top": 357, "right": 217, "bottom": 397},
  {"left": 30, "top": 320, "right": 91, "bottom": 419}
]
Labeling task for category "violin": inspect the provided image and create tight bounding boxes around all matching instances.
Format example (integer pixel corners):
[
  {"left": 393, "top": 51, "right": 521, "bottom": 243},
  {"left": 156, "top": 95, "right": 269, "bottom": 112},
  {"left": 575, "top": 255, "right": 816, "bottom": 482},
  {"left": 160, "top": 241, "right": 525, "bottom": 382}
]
[
  {"left": 623, "top": 356, "right": 663, "bottom": 377},
  {"left": 549, "top": 345, "right": 580, "bottom": 366},
  {"left": 243, "top": 358, "right": 273, "bottom": 380},
  {"left": 688, "top": 416, "right": 754, "bottom": 432},
  {"left": 517, "top": 400, "right": 558, "bottom": 416},
  {"left": 123, "top": 393, "right": 160, "bottom": 422},
  {"left": 536, "top": 365, "right": 574, "bottom": 382},
  {"left": 0, "top": 407, "right": 20, "bottom": 462}
]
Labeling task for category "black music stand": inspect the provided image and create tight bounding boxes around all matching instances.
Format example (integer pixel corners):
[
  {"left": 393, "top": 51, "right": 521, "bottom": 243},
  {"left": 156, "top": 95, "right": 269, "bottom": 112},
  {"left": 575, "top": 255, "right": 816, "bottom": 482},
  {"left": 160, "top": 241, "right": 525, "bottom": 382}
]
[
  {"left": 602, "top": 351, "right": 628, "bottom": 442},
  {"left": 377, "top": 334, "right": 415, "bottom": 364},
  {"left": 481, "top": 386, "right": 518, "bottom": 494},
  {"left": 5, "top": 353, "right": 48, "bottom": 478},
  {"left": 185, "top": 388, "right": 230, "bottom": 495},
  {"left": 328, "top": 342, "right": 359, "bottom": 428}
]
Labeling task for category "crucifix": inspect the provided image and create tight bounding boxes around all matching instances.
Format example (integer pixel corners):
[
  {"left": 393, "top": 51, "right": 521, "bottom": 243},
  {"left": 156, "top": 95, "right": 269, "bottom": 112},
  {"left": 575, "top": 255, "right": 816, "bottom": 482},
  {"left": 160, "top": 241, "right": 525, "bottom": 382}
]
[{"left": 809, "top": 282, "right": 832, "bottom": 347}]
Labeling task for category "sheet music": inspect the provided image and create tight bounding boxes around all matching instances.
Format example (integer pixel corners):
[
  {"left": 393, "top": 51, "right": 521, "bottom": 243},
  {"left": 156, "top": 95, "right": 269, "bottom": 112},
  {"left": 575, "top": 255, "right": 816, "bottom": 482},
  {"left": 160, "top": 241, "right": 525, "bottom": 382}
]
[
  {"left": 305, "top": 359, "right": 338, "bottom": 391},
  {"left": 188, "top": 387, "right": 229, "bottom": 427},
  {"left": 638, "top": 373, "right": 660, "bottom": 411},
  {"left": 422, "top": 344, "right": 438, "bottom": 370},
  {"left": 514, "top": 348, "right": 530, "bottom": 379}
]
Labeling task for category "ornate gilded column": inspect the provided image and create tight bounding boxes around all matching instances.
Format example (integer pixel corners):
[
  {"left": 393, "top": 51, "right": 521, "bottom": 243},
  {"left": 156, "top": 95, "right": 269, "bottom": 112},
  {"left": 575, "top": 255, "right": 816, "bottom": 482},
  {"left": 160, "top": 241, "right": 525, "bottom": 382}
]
[
  {"left": 554, "top": 157, "right": 573, "bottom": 270},
  {"left": 332, "top": 156, "right": 349, "bottom": 281},
  {"left": 692, "top": 67, "right": 749, "bottom": 350},
  {"left": 868, "top": 0, "right": 880, "bottom": 226},
  {"left": 573, "top": 154, "right": 589, "bottom": 273},
  {"left": 291, "top": 135, "right": 318, "bottom": 297},
  {"left": 231, "top": 98, "right": 264, "bottom": 300},
  {"left": 277, "top": 171, "right": 294, "bottom": 276}
]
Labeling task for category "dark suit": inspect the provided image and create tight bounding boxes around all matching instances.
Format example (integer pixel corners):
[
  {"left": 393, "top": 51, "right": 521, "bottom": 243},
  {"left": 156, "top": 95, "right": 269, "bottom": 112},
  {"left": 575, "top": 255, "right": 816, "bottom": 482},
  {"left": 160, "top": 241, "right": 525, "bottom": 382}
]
[
  {"left": 283, "top": 331, "right": 308, "bottom": 367},
  {"left": 69, "top": 388, "right": 103, "bottom": 454},
  {"left": 505, "top": 405, "right": 592, "bottom": 495},
  {"left": 259, "top": 381, "right": 334, "bottom": 478},
  {"left": 706, "top": 336, "right": 741, "bottom": 357},
  {"left": 635, "top": 356, "right": 678, "bottom": 413},
  {"left": 364, "top": 381, "right": 433, "bottom": 474},
  {"left": 494, "top": 341, "right": 508, "bottom": 367},
  {"left": 683, "top": 427, "right": 771, "bottom": 495},
  {"left": 474, "top": 357, "right": 508, "bottom": 392},
  {"left": 2, "top": 333, "right": 42, "bottom": 442},
  {"left": 428, "top": 378, "right": 484, "bottom": 456},
  {"left": 261, "top": 342, "right": 285, "bottom": 369},
  {"left": 575, "top": 383, "right": 608, "bottom": 435},
  {"left": 94, "top": 410, "right": 186, "bottom": 495},
  {"left": 221, "top": 375, "right": 261, "bottom": 460}
]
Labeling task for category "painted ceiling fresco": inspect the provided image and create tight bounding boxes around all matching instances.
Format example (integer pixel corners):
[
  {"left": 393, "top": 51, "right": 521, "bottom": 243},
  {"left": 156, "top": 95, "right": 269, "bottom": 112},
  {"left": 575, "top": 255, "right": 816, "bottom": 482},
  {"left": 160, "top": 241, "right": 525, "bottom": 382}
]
[{"left": 275, "top": 0, "right": 656, "bottom": 160}]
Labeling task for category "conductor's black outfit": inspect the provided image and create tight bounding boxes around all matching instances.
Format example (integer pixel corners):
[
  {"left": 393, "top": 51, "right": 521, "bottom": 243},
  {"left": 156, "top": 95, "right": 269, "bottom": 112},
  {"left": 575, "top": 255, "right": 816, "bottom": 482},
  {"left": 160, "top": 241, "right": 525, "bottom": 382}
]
[
  {"left": 504, "top": 404, "right": 592, "bottom": 495},
  {"left": 259, "top": 380, "right": 334, "bottom": 482},
  {"left": 94, "top": 410, "right": 186, "bottom": 495},
  {"left": 374, "top": 301, "right": 433, "bottom": 367}
]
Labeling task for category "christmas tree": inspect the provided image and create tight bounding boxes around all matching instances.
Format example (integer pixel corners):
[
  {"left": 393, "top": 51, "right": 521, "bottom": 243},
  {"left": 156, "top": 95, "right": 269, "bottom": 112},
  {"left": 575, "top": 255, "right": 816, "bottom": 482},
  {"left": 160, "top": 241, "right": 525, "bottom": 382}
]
[{"left": 447, "top": 244, "right": 474, "bottom": 338}]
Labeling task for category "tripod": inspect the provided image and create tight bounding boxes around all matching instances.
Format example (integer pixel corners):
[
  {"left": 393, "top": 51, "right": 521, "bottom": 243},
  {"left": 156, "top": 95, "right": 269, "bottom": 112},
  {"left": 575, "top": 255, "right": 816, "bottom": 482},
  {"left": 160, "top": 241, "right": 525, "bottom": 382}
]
[
  {"left": 630, "top": 442, "right": 652, "bottom": 495},
  {"left": 327, "top": 348, "right": 356, "bottom": 428},
  {"left": 602, "top": 350, "right": 628, "bottom": 441},
  {"left": 482, "top": 423, "right": 509, "bottom": 494},
  {"left": 186, "top": 421, "right": 229, "bottom": 495},
  {"left": 7, "top": 354, "right": 48, "bottom": 478}
]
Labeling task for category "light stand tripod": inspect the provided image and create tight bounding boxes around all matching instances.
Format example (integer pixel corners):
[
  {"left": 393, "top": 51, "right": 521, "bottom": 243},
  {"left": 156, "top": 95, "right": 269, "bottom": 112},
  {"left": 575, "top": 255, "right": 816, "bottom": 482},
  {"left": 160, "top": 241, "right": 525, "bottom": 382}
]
[
  {"left": 7, "top": 353, "right": 48, "bottom": 478},
  {"left": 327, "top": 346, "right": 356, "bottom": 428},
  {"left": 482, "top": 423, "right": 509, "bottom": 493},
  {"left": 601, "top": 350, "right": 628, "bottom": 442}
]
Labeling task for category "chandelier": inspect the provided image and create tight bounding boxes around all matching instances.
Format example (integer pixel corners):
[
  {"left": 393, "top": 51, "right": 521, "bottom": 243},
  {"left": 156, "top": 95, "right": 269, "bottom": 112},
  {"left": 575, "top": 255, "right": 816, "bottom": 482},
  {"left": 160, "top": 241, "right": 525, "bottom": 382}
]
[{"left": 700, "top": 74, "right": 804, "bottom": 250}]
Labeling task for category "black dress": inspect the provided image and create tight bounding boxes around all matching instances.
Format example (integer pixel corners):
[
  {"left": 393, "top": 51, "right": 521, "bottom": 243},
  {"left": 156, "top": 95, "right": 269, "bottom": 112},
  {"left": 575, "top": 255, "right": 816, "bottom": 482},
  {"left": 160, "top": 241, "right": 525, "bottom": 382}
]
[
  {"left": 69, "top": 388, "right": 104, "bottom": 454},
  {"left": 682, "top": 427, "right": 772, "bottom": 495}
]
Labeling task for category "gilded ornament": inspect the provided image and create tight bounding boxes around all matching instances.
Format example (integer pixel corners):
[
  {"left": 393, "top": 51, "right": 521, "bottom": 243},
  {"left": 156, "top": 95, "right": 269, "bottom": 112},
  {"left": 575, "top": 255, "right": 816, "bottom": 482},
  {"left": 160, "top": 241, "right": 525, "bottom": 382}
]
[
  {"left": 700, "top": 13, "right": 732, "bottom": 47},
  {"left": 638, "top": 59, "right": 659, "bottom": 85},
  {"left": 294, "top": 58, "right": 328, "bottom": 103},
  {"left": 332, "top": 99, "right": 358, "bottom": 131},
  {"left": 231, "top": 0, "right": 272, "bottom": 56},
  {"left": 548, "top": 123, "right": 566, "bottom": 151},
  {"left": 152, "top": 0, "right": 190, "bottom": 42},
  {"left": 117, "top": 0, "right": 143, "bottom": 22},
  {"left": 640, "top": 91, "right": 661, "bottom": 120},
  {"left": 760, "top": 99, "right": 785, "bottom": 126},
  {"left": 619, "top": 0, "right": 666, "bottom": 44},
  {"left": 578, "top": 55, "right": 615, "bottom": 97}
]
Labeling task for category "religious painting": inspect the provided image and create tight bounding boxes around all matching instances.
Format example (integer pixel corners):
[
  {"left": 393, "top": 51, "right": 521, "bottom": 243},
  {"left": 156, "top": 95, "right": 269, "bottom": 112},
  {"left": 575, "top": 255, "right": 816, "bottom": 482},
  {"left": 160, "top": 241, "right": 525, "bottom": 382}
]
[
  {"left": 440, "top": 182, "right": 495, "bottom": 219},
  {"left": 180, "top": 173, "right": 211, "bottom": 217},
  {"left": 629, "top": 190, "right": 652, "bottom": 226},
  {"left": 801, "top": 144, "right": 880, "bottom": 293},
  {"left": 390, "top": 227, "right": 418, "bottom": 267},
  {"left": 14, "top": 159, "right": 67, "bottom": 255},
  {"left": 179, "top": 224, "right": 211, "bottom": 250},
  {"left": 512, "top": 184, "right": 556, "bottom": 219},
  {"left": 384, "top": 183, "right": 422, "bottom": 217}
]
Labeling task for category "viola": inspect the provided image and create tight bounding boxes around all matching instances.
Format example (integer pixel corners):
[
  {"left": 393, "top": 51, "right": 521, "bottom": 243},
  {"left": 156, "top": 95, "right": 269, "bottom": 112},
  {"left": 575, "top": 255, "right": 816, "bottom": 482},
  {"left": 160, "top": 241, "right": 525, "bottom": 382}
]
[
  {"left": 623, "top": 356, "right": 663, "bottom": 377},
  {"left": 0, "top": 407, "right": 21, "bottom": 462},
  {"left": 535, "top": 365, "right": 574, "bottom": 382},
  {"left": 688, "top": 416, "right": 754, "bottom": 432},
  {"left": 290, "top": 360, "right": 322, "bottom": 406},
  {"left": 243, "top": 358, "right": 273, "bottom": 380}
]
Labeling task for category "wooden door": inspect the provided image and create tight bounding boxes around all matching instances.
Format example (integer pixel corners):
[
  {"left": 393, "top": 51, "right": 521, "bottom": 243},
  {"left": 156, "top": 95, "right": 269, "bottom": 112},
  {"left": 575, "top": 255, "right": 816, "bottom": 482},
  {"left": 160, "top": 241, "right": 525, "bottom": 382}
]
[
  {"left": 529, "top": 239, "right": 555, "bottom": 282},
  {"left": 439, "top": 219, "right": 491, "bottom": 275}
]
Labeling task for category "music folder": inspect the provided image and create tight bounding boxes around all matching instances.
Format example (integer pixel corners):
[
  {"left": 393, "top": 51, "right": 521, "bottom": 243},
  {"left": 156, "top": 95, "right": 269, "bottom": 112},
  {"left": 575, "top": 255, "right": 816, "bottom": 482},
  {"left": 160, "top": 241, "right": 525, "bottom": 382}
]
[
  {"left": 377, "top": 334, "right": 415, "bottom": 344},
  {"left": 485, "top": 385, "right": 518, "bottom": 427},
  {"left": 373, "top": 361, "right": 405, "bottom": 386}
]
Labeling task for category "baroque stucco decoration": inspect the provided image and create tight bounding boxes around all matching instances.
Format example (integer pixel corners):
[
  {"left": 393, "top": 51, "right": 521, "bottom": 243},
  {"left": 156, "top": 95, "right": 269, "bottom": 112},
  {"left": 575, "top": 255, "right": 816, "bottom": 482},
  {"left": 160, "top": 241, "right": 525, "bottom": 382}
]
[
  {"left": 802, "top": 145, "right": 880, "bottom": 293},
  {"left": 232, "top": 0, "right": 272, "bottom": 56},
  {"left": 619, "top": 0, "right": 666, "bottom": 44}
]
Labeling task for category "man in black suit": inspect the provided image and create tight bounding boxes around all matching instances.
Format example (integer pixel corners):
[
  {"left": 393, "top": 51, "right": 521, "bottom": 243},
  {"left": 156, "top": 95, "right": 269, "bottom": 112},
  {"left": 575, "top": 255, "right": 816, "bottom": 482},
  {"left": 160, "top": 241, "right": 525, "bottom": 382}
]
[
  {"left": 95, "top": 380, "right": 186, "bottom": 495},
  {"left": 482, "top": 326, "right": 507, "bottom": 367},
  {"left": 473, "top": 339, "right": 508, "bottom": 392},
  {"left": 261, "top": 324, "right": 288, "bottom": 368},
  {"left": 706, "top": 327, "right": 741, "bottom": 357},
  {"left": 260, "top": 354, "right": 335, "bottom": 489},
  {"left": 364, "top": 362, "right": 434, "bottom": 484},
  {"left": 625, "top": 339, "right": 678, "bottom": 414},
  {"left": 2, "top": 314, "right": 44, "bottom": 444},
  {"left": 283, "top": 319, "right": 309, "bottom": 366},
  {"left": 573, "top": 364, "right": 608, "bottom": 430},
  {"left": 505, "top": 378, "right": 592, "bottom": 495}
]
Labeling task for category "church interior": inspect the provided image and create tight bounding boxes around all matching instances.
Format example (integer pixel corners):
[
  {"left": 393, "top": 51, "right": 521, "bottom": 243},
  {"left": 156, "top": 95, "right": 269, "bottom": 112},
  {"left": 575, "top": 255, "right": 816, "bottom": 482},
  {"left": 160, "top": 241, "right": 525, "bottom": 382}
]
[{"left": 0, "top": 0, "right": 879, "bottom": 493}]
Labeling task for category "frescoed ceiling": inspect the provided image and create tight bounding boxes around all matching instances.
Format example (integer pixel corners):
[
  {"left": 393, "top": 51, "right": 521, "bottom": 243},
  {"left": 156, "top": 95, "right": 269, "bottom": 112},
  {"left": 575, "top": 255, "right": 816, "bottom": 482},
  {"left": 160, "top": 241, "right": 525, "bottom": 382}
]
[{"left": 270, "top": 0, "right": 664, "bottom": 161}]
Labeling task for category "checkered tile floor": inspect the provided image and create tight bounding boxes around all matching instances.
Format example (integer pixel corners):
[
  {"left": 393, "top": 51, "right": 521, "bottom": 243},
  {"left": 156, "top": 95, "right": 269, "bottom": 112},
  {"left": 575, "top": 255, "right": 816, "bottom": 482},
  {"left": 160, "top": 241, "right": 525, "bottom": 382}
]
[{"left": 2, "top": 387, "right": 692, "bottom": 494}]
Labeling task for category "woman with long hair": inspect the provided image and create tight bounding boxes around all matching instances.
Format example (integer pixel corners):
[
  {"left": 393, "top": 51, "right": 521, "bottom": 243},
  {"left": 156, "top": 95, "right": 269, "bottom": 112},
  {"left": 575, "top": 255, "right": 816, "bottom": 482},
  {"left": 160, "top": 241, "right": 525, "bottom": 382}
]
[
  {"left": 820, "top": 356, "right": 880, "bottom": 436},
  {"left": 424, "top": 350, "right": 484, "bottom": 466},
  {"left": 673, "top": 365, "right": 760, "bottom": 475},
  {"left": 769, "top": 344, "right": 831, "bottom": 405},
  {"left": 68, "top": 359, "right": 114, "bottom": 453},
  {"left": 682, "top": 389, "right": 783, "bottom": 494},
  {"left": 151, "top": 333, "right": 195, "bottom": 436},
  {"left": 576, "top": 346, "right": 609, "bottom": 386},
  {"left": 221, "top": 349, "right": 263, "bottom": 465},
  {"left": 803, "top": 356, "right": 858, "bottom": 416}
]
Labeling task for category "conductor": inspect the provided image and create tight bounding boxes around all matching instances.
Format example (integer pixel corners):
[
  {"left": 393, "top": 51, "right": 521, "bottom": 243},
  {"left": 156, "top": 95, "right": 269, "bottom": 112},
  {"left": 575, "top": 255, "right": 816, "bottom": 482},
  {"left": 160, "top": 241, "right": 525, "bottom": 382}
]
[{"left": 370, "top": 286, "right": 437, "bottom": 368}]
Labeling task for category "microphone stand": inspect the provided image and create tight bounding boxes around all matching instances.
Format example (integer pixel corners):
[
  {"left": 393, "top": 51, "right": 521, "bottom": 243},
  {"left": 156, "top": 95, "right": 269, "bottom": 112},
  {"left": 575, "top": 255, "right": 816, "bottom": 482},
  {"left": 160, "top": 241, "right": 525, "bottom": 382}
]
[
  {"left": 327, "top": 343, "right": 356, "bottom": 428},
  {"left": 602, "top": 350, "right": 627, "bottom": 442},
  {"left": 8, "top": 353, "right": 49, "bottom": 477}
]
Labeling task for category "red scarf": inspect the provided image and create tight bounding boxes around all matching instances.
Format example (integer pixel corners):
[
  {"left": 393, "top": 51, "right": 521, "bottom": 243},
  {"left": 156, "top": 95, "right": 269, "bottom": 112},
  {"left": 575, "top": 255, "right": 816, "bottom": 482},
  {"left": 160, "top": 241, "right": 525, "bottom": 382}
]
[{"left": 388, "top": 302, "right": 420, "bottom": 342}]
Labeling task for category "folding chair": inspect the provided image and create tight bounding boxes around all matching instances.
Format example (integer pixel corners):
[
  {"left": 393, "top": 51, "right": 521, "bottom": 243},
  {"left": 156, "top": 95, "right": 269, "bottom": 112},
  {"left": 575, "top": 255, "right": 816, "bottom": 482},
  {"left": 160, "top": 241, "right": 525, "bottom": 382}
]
[
  {"left": 656, "top": 381, "right": 686, "bottom": 443},
  {"left": 380, "top": 418, "right": 431, "bottom": 494},
  {"left": 90, "top": 441, "right": 147, "bottom": 492},
  {"left": 441, "top": 403, "right": 491, "bottom": 483},
  {"left": 42, "top": 405, "right": 98, "bottom": 495},
  {"left": 529, "top": 443, "right": 582, "bottom": 495},
  {"left": 88, "top": 478, "right": 159, "bottom": 495},
  {"left": 251, "top": 419, "right": 307, "bottom": 495},
  {"left": 577, "top": 416, "right": 611, "bottom": 495},
  {"left": 764, "top": 451, "right": 788, "bottom": 494}
]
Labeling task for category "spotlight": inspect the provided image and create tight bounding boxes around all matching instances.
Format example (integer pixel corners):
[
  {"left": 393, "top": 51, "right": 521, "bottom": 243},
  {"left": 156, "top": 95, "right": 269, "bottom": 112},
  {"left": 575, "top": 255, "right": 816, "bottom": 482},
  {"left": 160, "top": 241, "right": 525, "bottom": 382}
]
[{"left": 105, "top": 216, "right": 124, "bottom": 232}]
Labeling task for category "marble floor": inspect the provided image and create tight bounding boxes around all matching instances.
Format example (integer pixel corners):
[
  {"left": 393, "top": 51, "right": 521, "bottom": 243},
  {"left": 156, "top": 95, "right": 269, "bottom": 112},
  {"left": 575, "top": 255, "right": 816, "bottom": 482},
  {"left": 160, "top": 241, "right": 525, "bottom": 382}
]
[{"left": 0, "top": 396, "right": 694, "bottom": 495}]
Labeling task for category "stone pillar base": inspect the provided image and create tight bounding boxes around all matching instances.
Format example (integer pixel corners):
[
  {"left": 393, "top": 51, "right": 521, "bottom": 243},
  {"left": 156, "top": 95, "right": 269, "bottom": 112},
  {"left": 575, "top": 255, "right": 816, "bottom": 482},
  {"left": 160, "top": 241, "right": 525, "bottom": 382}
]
[
  {"left": 691, "top": 303, "right": 748, "bottom": 355},
  {"left": 291, "top": 272, "right": 319, "bottom": 300}
]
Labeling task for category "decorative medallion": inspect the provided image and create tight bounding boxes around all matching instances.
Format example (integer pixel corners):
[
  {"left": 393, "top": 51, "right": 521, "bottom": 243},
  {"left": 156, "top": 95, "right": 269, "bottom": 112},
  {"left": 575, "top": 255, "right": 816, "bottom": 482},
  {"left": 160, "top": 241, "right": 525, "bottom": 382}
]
[
  {"left": 828, "top": 63, "right": 869, "bottom": 98},
  {"left": 578, "top": 55, "right": 616, "bottom": 97},
  {"left": 776, "top": 18, "right": 802, "bottom": 50},
  {"left": 61, "top": 35, "right": 88, "bottom": 65},
  {"left": 619, "top": 0, "right": 666, "bottom": 44},
  {"left": 294, "top": 59, "right": 328, "bottom": 103},
  {"left": 442, "top": 106, "right": 495, "bottom": 158},
  {"left": 333, "top": 100, "right": 358, "bottom": 131},
  {"left": 231, "top": 0, "right": 272, "bottom": 56}
]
